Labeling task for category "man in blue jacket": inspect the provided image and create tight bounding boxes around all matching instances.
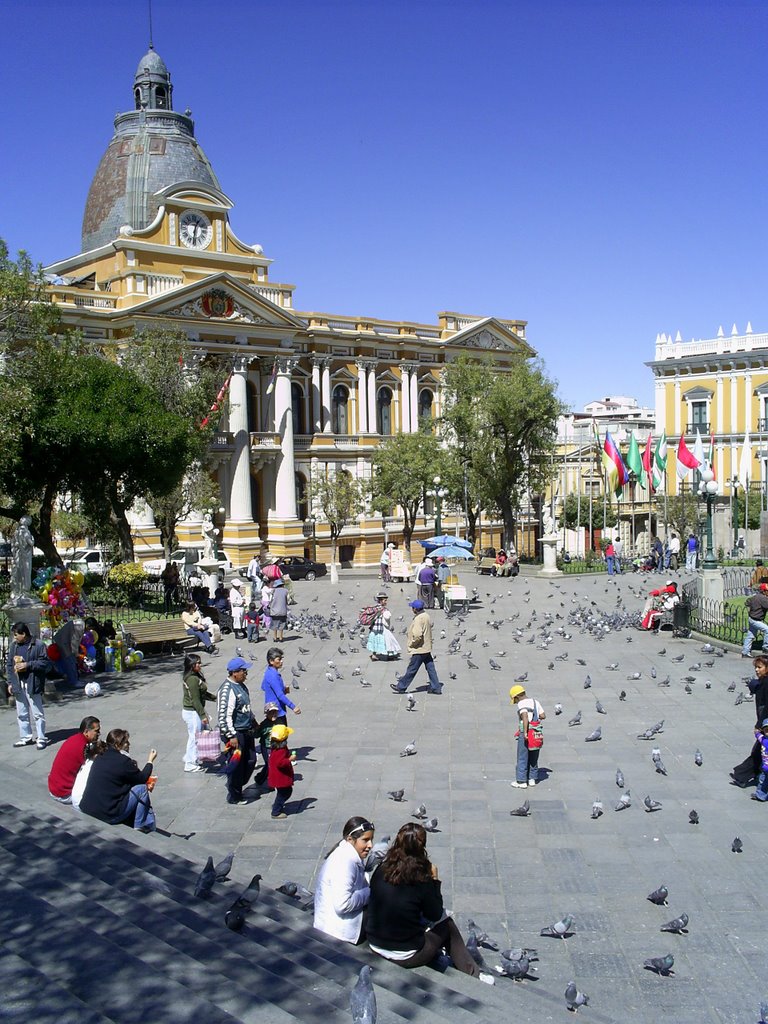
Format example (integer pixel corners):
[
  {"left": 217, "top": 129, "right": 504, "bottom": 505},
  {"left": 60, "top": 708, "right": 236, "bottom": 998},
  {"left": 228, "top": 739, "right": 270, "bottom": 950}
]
[{"left": 217, "top": 656, "right": 258, "bottom": 805}]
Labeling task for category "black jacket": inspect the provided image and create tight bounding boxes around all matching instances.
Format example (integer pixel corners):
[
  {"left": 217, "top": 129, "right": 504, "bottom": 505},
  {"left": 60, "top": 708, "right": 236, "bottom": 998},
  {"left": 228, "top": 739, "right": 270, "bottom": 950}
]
[
  {"left": 746, "top": 593, "right": 768, "bottom": 622},
  {"left": 6, "top": 637, "right": 50, "bottom": 695},
  {"left": 79, "top": 747, "right": 152, "bottom": 823},
  {"left": 748, "top": 676, "right": 768, "bottom": 728},
  {"left": 366, "top": 869, "right": 443, "bottom": 951}
]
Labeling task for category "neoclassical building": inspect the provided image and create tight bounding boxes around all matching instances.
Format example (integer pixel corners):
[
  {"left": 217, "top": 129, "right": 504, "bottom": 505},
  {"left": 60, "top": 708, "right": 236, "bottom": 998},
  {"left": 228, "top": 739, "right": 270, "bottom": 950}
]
[{"left": 44, "top": 47, "right": 532, "bottom": 566}]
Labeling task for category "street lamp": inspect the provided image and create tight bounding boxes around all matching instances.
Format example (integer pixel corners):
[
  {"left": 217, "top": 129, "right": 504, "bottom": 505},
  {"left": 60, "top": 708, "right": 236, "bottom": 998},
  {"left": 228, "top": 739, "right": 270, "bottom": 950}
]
[
  {"left": 728, "top": 475, "right": 739, "bottom": 557},
  {"left": 428, "top": 475, "right": 448, "bottom": 536},
  {"left": 308, "top": 514, "right": 317, "bottom": 562},
  {"left": 697, "top": 466, "right": 718, "bottom": 569}
]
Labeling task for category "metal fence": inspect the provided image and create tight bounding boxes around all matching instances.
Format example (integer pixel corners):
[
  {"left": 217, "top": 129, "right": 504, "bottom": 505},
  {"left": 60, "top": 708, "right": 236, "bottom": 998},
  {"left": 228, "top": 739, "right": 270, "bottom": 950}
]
[
  {"left": 85, "top": 579, "right": 190, "bottom": 624},
  {"left": 682, "top": 574, "right": 750, "bottom": 646},
  {"left": 558, "top": 558, "right": 606, "bottom": 575}
]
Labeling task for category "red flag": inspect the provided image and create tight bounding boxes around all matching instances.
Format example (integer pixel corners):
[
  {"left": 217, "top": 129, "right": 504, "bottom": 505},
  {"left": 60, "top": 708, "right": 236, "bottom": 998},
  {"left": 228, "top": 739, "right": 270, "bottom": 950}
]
[
  {"left": 642, "top": 434, "right": 654, "bottom": 493},
  {"left": 676, "top": 435, "right": 701, "bottom": 479},
  {"left": 199, "top": 371, "right": 233, "bottom": 430}
]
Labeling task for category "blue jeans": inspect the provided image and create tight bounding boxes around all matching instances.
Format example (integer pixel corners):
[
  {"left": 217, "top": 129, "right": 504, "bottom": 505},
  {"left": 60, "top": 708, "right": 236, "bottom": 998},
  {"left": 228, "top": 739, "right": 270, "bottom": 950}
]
[
  {"left": 743, "top": 618, "right": 768, "bottom": 655},
  {"left": 15, "top": 684, "right": 46, "bottom": 741},
  {"left": 114, "top": 784, "right": 156, "bottom": 831},
  {"left": 755, "top": 771, "right": 768, "bottom": 801},
  {"left": 606, "top": 556, "right": 615, "bottom": 576},
  {"left": 246, "top": 623, "right": 259, "bottom": 642},
  {"left": 516, "top": 730, "right": 540, "bottom": 783},
  {"left": 272, "top": 785, "right": 293, "bottom": 816},
  {"left": 395, "top": 654, "right": 442, "bottom": 693},
  {"left": 187, "top": 627, "right": 212, "bottom": 647}
]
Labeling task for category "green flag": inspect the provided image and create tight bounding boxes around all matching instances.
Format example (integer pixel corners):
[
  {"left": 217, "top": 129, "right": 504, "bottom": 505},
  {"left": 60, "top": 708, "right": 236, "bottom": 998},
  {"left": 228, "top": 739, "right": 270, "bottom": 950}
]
[
  {"left": 626, "top": 431, "right": 645, "bottom": 488},
  {"left": 652, "top": 430, "right": 668, "bottom": 490}
]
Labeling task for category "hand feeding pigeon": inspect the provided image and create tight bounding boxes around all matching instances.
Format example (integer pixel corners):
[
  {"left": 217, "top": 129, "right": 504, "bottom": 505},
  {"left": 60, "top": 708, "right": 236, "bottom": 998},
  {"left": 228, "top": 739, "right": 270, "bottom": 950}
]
[
  {"left": 565, "top": 981, "right": 589, "bottom": 1012},
  {"left": 660, "top": 913, "right": 689, "bottom": 933},
  {"left": 350, "top": 965, "right": 377, "bottom": 1024}
]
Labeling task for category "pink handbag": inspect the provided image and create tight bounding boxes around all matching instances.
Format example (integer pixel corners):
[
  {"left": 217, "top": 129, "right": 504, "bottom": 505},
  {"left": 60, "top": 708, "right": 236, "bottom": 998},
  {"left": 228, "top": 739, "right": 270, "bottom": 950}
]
[{"left": 195, "top": 728, "right": 221, "bottom": 761}]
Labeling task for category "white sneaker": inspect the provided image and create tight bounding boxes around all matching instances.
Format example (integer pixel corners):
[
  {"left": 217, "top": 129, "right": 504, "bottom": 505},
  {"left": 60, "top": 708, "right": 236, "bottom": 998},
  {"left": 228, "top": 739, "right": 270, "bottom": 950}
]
[
  {"left": 36, "top": 738, "right": 49, "bottom": 750},
  {"left": 510, "top": 781, "right": 527, "bottom": 788},
  {"left": 528, "top": 780, "right": 537, "bottom": 787},
  {"left": 478, "top": 973, "right": 496, "bottom": 986},
  {"left": 13, "top": 737, "right": 34, "bottom": 747},
  {"left": 184, "top": 764, "right": 204, "bottom": 773}
]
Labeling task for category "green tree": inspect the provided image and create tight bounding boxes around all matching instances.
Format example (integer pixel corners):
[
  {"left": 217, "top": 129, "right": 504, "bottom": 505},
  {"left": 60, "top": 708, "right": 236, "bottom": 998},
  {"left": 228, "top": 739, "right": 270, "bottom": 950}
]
[
  {"left": 370, "top": 431, "right": 444, "bottom": 557},
  {"left": 149, "top": 466, "right": 220, "bottom": 558},
  {"left": 733, "top": 490, "right": 762, "bottom": 532},
  {"left": 310, "top": 468, "right": 366, "bottom": 583},
  {"left": 441, "top": 353, "right": 564, "bottom": 549},
  {"left": 659, "top": 487, "right": 701, "bottom": 541},
  {"left": 562, "top": 492, "right": 617, "bottom": 531}
]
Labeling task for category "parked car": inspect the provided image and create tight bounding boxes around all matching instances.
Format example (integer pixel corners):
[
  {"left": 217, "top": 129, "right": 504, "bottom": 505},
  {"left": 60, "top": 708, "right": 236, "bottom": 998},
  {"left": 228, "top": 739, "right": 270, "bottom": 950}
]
[
  {"left": 67, "top": 548, "right": 110, "bottom": 576},
  {"left": 144, "top": 548, "right": 234, "bottom": 580},
  {"left": 268, "top": 556, "right": 327, "bottom": 581}
]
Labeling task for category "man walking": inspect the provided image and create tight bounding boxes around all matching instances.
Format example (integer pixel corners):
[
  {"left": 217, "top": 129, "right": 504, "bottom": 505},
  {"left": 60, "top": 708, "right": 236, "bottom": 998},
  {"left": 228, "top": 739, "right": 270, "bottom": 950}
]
[
  {"left": 743, "top": 584, "right": 768, "bottom": 657},
  {"left": 390, "top": 600, "right": 443, "bottom": 695},
  {"left": 217, "top": 656, "right": 258, "bottom": 805},
  {"left": 7, "top": 622, "right": 50, "bottom": 749},
  {"left": 685, "top": 533, "right": 698, "bottom": 571}
]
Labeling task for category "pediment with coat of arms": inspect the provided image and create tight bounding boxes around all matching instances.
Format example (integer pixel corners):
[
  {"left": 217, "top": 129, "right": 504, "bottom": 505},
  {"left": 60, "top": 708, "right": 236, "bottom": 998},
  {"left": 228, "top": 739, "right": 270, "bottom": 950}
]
[{"left": 165, "top": 288, "right": 270, "bottom": 324}]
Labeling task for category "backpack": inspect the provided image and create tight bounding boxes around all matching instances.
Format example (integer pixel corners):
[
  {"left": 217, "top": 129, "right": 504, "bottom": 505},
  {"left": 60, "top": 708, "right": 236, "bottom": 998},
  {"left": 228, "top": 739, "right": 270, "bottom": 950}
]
[{"left": 358, "top": 606, "right": 380, "bottom": 627}]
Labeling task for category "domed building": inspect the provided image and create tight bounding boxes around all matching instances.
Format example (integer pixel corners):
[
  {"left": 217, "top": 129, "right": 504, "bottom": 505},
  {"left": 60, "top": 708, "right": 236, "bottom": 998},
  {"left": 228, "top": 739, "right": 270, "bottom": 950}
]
[{"left": 45, "top": 46, "right": 533, "bottom": 569}]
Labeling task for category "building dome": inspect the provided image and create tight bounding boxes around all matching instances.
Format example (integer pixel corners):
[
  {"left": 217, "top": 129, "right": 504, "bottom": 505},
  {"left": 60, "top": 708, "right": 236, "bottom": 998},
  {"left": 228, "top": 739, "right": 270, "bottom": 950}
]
[{"left": 81, "top": 47, "right": 222, "bottom": 253}]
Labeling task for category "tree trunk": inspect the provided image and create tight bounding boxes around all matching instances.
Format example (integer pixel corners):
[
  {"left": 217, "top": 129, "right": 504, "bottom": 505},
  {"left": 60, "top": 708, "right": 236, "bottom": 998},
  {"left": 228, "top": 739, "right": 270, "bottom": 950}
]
[
  {"left": 34, "top": 482, "right": 64, "bottom": 567},
  {"left": 402, "top": 510, "right": 414, "bottom": 561},
  {"left": 330, "top": 535, "right": 339, "bottom": 584},
  {"left": 107, "top": 483, "right": 135, "bottom": 562},
  {"left": 499, "top": 494, "right": 516, "bottom": 557},
  {"left": 466, "top": 506, "right": 479, "bottom": 549}
]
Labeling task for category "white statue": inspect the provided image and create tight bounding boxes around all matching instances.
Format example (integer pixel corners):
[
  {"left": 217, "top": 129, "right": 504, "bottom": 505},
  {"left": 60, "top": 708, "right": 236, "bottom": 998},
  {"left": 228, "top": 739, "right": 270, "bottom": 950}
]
[
  {"left": 10, "top": 516, "right": 34, "bottom": 602},
  {"left": 201, "top": 512, "right": 219, "bottom": 561},
  {"left": 542, "top": 507, "right": 556, "bottom": 536}
]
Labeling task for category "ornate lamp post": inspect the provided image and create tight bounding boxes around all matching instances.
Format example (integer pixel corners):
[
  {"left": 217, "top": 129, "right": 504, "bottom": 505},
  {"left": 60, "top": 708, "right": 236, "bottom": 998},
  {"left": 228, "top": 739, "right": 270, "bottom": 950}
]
[
  {"left": 428, "top": 475, "right": 448, "bottom": 536},
  {"left": 697, "top": 467, "right": 718, "bottom": 569},
  {"left": 728, "top": 474, "right": 739, "bottom": 557}
]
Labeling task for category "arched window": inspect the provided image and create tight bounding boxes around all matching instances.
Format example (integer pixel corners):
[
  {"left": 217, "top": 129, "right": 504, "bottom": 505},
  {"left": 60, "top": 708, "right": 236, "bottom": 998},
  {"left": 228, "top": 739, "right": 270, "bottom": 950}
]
[
  {"left": 295, "top": 473, "right": 308, "bottom": 521},
  {"left": 332, "top": 384, "right": 349, "bottom": 434},
  {"left": 156, "top": 87, "right": 167, "bottom": 109},
  {"left": 134, "top": 88, "right": 142, "bottom": 109},
  {"left": 377, "top": 386, "right": 393, "bottom": 435},
  {"left": 291, "top": 382, "right": 304, "bottom": 435},
  {"left": 419, "top": 388, "right": 434, "bottom": 423}
]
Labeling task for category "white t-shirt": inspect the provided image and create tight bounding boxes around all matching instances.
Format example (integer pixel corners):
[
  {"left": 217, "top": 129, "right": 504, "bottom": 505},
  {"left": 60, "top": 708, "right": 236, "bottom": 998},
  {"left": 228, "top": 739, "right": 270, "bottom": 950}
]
[
  {"left": 517, "top": 697, "right": 544, "bottom": 724},
  {"left": 71, "top": 759, "right": 94, "bottom": 811}
]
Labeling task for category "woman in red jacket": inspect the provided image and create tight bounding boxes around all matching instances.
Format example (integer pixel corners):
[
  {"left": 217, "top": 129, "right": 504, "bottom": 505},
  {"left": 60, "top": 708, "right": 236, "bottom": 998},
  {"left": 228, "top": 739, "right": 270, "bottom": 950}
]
[{"left": 268, "top": 723, "right": 296, "bottom": 819}]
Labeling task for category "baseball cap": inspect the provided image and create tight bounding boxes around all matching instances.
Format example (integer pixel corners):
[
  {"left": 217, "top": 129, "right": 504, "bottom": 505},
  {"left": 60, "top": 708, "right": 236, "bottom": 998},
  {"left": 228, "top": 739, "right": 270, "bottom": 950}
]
[
  {"left": 509, "top": 685, "right": 526, "bottom": 700},
  {"left": 263, "top": 702, "right": 280, "bottom": 714},
  {"left": 409, "top": 599, "right": 425, "bottom": 610},
  {"left": 271, "top": 725, "right": 294, "bottom": 741},
  {"left": 762, "top": 718, "right": 768, "bottom": 728},
  {"left": 227, "top": 656, "right": 253, "bottom": 672}
]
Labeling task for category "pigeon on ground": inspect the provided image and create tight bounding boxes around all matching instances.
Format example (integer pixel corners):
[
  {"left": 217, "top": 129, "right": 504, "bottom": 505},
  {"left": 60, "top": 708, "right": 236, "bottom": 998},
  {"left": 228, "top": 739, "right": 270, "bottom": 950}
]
[
  {"left": 565, "top": 981, "right": 589, "bottom": 1012},
  {"left": 224, "top": 903, "right": 247, "bottom": 932},
  {"left": 583, "top": 674, "right": 592, "bottom": 688},
  {"left": 466, "top": 929, "right": 486, "bottom": 967},
  {"left": 233, "top": 873, "right": 262, "bottom": 910},
  {"left": 660, "top": 913, "right": 689, "bottom": 933},
  {"left": 350, "top": 965, "right": 377, "bottom": 1024},
  {"left": 194, "top": 856, "right": 217, "bottom": 898},
  {"left": 758, "top": 1000, "right": 768, "bottom": 1024},
  {"left": 694, "top": 749, "right": 703, "bottom": 767},
  {"left": 466, "top": 920, "right": 499, "bottom": 950},
  {"left": 616, "top": 769, "right": 625, "bottom": 788},
  {"left": 568, "top": 711, "right": 582, "bottom": 726},
  {"left": 489, "top": 659, "right": 502, "bottom": 671},
  {"left": 554, "top": 703, "right": 563, "bottom": 715},
  {"left": 652, "top": 749, "right": 668, "bottom": 775},
  {"left": 647, "top": 885, "right": 669, "bottom": 905},
  {"left": 606, "top": 662, "right": 619, "bottom": 671},
  {"left": 515, "top": 672, "right": 528, "bottom": 682},
  {"left": 651, "top": 666, "right": 657, "bottom": 678},
  {"left": 595, "top": 699, "right": 607, "bottom": 714},
  {"left": 643, "top": 953, "right": 675, "bottom": 975},
  {"left": 540, "top": 914, "right": 574, "bottom": 938},
  {"left": 585, "top": 727, "right": 602, "bottom": 742},
  {"left": 619, "top": 690, "right": 627, "bottom": 701},
  {"left": 688, "top": 810, "right": 699, "bottom": 825},
  {"left": 627, "top": 672, "right": 642, "bottom": 680},
  {"left": 400, "top": 741, "right": 417, "bottom": 757},
  {"left": 591, "top": 798, "right": 603, "bottom": 819},
  {"left": 214, "top": 851, "right": 235, "bottom": 881},
  {"left": 672, "top": 654, "right": 685, "bottom": 662},
  {"left": 732, "top": 837, "right": 743, "bottom": 853},
  {"left": 387, "top": 789, "right": 405, "bottom": 802},
  {"left": 644, "top": 795, "right": 663, "bottom": 812},
  {"left": 406, "top": 695, "right": 416, "bottom": 711},
  {"left": 615, "top": 790, "right": 631, "bottom": 811},
  {"left": 510, "top": 800, "right": 531, "bottom": 817},
  {"left": 298, "top": 647, "right": 310, "bottom": 654},
  {"left": 412, "top": 804, "right": 427, "bottom": 819},
  {"left": 449, "top": 672, "right": 457, "bottom": 680},
  {"left": 495, "top": 953, "right": 531, "bottom": 981}
]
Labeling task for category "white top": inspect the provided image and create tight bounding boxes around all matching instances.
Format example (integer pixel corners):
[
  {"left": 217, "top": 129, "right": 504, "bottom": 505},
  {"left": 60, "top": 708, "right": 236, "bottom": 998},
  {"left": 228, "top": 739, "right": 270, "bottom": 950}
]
[
  {"left": 313, "top": 839, "right": 370, "bottom": 943},
  {"left": 517, "top": 697, "right": 544, "bottom": 723},
  {"left": 71, "top": 759, "right": 94, "bottom": 811}
]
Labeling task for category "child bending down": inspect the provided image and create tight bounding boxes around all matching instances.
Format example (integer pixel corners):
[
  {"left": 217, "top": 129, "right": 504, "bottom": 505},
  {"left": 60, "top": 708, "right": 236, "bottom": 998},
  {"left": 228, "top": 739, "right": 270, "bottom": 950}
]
[{"left": 268, "top": 724, "right": 296, "bottom": 819}]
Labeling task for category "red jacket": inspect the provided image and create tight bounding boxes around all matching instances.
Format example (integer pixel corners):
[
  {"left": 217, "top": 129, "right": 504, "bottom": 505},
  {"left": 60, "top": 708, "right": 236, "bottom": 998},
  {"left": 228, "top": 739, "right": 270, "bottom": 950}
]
[
  {"left": 48, "top": 732, "right": 88, "bottom": 798},
  {"left": 268, "top": 746, "right": 294, "bottom": 788}
]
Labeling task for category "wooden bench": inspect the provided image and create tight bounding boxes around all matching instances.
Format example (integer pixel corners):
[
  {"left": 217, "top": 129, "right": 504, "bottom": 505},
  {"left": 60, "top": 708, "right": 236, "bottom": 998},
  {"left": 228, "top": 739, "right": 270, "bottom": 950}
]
[
  {"left": 121, "top": 618, "right": 199, "bottom": 656},
  {"left": 475, "top": 557, "right": 519, "bottom": 576}
]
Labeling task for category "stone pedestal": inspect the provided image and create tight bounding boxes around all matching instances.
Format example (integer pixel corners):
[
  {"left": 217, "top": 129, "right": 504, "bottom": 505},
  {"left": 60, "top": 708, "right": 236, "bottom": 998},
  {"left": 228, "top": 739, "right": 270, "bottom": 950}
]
[
  {"left": 700, "top": 567, "right": 724, "bottom": 603},
  {"left": 196, "top": 560, "right": 221, "bottom": 599},
  {"left": 537, "top": 535, "right": 563, "bottom": 578}
]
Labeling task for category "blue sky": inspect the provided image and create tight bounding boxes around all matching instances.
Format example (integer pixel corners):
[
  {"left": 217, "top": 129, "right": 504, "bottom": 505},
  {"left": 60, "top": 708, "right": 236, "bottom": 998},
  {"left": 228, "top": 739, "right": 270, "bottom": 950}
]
[{"left": 3, "top": 0, "right": 767, "bottom": 410}]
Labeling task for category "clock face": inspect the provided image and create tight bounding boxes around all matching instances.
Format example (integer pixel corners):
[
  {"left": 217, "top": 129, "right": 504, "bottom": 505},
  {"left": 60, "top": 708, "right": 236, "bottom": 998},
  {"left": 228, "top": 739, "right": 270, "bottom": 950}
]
[{"left": 179, "top": 210, "right": 212, "bottom": 250}]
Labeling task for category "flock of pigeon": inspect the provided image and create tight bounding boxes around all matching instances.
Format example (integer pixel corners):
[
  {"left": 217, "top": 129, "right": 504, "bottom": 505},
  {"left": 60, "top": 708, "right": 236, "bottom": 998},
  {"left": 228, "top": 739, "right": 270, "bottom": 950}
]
[{"left": 193, "top": 572, "right": 766, "bottom": 1022}]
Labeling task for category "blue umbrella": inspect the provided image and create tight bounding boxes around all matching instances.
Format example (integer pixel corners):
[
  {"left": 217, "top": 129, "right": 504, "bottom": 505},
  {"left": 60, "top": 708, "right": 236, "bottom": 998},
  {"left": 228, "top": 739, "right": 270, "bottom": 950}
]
[
  {"left": 421, "top": 535, "right": 473, "bottom": 549},
  {"left": 428, "top": 544, "right": 475, "bottom": 560}
]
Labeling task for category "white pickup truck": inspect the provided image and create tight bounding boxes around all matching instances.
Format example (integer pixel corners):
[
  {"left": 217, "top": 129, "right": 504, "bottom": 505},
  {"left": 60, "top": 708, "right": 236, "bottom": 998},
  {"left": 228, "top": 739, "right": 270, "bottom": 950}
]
[{"left": 67, "top": 548, "right": 110, "bottom": 576}]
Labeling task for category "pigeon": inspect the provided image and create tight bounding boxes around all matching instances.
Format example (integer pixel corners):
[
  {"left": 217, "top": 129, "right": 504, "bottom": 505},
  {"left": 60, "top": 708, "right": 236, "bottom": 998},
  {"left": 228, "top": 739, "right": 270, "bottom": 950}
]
[
  {"left": 616, "top": 768, "right": 625, "bottom": 788},
  {"left": 568, "top": 711, "right": 582, "bottom": 726},
  {"left": 466, "top": 929, "right": 486, "bottom": 967},
  {"left": 651, "top": 666, "right": 657, "bottom": 679},
  {"left": 732, "top": 836, "right": 743, "bottom": 853},
  {"left": 644, "top": 794, "right": 663, "bottom": 812},
  {"left": 213, "top": 851, "right": 235, "bottom": 881},
  {"left": 583, "top": 674, "right": 592, "bottom": 689},
  {"left": 606, "top": 662, "right": 619, "bottom": 671},
  {"left": 694, "top": 749, "right": 703, "bottom": 767},
  {"left": 647, "top": 885, "right": 669, "bottom": 906},
  {"left": 350, "top": 965, "right": 377, "bottom": 1024},
  {"left": 595, "top": 699, "right": 607, "bottom": 714},
  {"left": 495, "top": 951, "right": 532, "bottom": 981},
  {"left": 224, "top": 903, "right": 247, "bottom": 932},
  {"left": 658, "top": 647, "right": 667, "bottom": 655},
  {"left": 565, "top": 981, "right": 589, "bottom": 1012},
  {"left": 652, "top": 749, "right": 668, "bottom": 776},
  {"left": 406, "top": 695, "right": 416, "bottom": 712},
  {"left": 591, "top": 798, "right": 603, "bottom": 819},
  {"left": 489, "top": 659, "right": 502, "bottom": 671},
  {"left": 194, "top": 856, "right": 217, "bottom": 898},
  {"left": 298, "top": 647, "right": 310, "bottom": 654},
  {"left": 626, "top": 671, "right": 642, "bottom": 680},
  {"left": 515, "top": 672, "right": 528, "bottom": 682},
  {"left": 585, "top": 727, "right": 602, "bottom": 742},
  {"left": 619, "top": 690, "right": 627, "bottom": 701},
  {"left": 400, "top": 741, "right": 417, "bottom": 757},
  {"left": 387, "top": 789, "right": 405, "bottom": 802},
  {"left": 554, "top": 703, "right": 563, "bottom": 715},
  {"left": 500, "top": 946, "right": 538, "bottom": 963},
  {"left": 688, "top": 810, "right": 699, "bottom": 825},
  {"left": 615, "top": 790, "right": 631, "bottom": 811},
  {"left": 233, "top": 873, "right": 262, "bottom": 910},
  {"left": 660, "top": 913, "right": 689, "bottom": 934},
  {"left": 364, "top": 839, "right": 391, "bottom": 873},
  {"left": 643, "top": 953, "right": 675, "bottom": 975},
  {"left": 423, "top": 818, "right": 439, "bottom": 832},
  {"left": 466, "top": 920, "right": 499, "bottom": 951},
  {"left": 672, "top": 654, "right": 685, "bottom": 662},
  {"left": 540, "top": 913, "right": 574, "bottom": 938},
  {"left": 412, "top": 804, "right": 427, "bottom": 819},
  {"left": 510, "top": 799, "right": 531, "bottom": 817}
]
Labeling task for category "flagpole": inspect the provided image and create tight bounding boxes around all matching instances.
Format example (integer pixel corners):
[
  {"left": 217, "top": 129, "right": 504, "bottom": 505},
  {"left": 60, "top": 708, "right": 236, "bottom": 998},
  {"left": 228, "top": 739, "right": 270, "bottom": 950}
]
[{"left": 576, "top": 440, "right": 582, "bottom": 558}]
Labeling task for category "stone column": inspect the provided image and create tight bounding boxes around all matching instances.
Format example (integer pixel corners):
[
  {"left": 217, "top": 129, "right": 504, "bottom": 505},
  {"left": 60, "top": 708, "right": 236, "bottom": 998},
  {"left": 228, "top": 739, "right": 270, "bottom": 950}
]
[
  {"left": 228, "top": 358, "right": 253, "bottom": 522},
  {"left": 357, "top": 360, "right": 368, "bottom": 433},
  {"left": 274, "top": 356, "right": 298, "bottom": 519},
  {"left": 410, "top": 367, "right": 419, "bottom": 432},
  {"left": 367, "top": 362, "right": 377, "bottom": 434},
  {"left": 311, "top": 358, "right": 322, "bottom": 433},
  {"left": 321, "top": 359, "right": 331, "bottom": 433},
  {"left": 400, "top": 365, "right": 411, "bottom": 434}
]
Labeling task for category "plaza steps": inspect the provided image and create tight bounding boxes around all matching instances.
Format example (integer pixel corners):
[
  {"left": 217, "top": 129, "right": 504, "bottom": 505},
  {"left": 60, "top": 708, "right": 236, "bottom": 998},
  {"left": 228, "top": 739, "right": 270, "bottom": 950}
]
[{"left": 0, "top": 800, "right": 563, "bottom": 1024}]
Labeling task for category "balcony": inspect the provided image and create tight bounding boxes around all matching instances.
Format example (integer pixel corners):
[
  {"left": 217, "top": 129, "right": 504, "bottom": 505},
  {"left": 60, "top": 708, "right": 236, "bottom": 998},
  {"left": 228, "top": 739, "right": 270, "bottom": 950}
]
[
  {"left": 210, "top": 431, "right": 234, "bottom": 452},
  {"left": 685, "top": 423, "right": 710, "bottom": 436}
]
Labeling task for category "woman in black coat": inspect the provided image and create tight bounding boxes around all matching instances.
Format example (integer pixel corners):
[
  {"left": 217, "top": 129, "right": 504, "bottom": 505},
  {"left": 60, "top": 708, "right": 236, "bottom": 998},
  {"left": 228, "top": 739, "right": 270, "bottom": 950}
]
[
  {"left": 80, "top": 729, "right": 157, "bottom": 832},
  {"left": 731, "top": 654, "right": 768, "bottom": 787}
]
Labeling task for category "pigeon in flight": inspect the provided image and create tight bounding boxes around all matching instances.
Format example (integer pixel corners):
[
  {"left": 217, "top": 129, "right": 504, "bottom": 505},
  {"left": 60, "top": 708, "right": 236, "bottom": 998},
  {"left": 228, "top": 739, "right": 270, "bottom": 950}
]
[
  {"left": 423, "top": 818, "right": 439, "bottom": 832},
  {"left": 350, "top": 965, "right": 377, "bottom": 1024},
  {"left": 412, "top": 804, "right": 427, "bottom": 819}
]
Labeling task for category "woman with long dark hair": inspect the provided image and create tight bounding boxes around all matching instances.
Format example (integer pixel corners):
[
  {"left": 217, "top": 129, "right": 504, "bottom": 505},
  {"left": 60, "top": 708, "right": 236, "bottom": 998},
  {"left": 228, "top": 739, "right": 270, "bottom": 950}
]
[
  {"left": 80, "top": 729, "right": 157, "bottom": 832},
  {"left": 313, "top": 816, "right": 374, "bottom": 943},
  {"left": 366, "top": 823, "right": 493, "bottom": 983},
  {"left": 182, "top": 653, "right": 217, "bottom": 773}
]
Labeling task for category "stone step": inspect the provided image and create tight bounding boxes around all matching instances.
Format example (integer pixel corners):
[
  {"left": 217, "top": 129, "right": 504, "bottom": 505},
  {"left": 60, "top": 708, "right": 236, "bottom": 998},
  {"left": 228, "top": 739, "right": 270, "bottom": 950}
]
[{"left": 0, "top": 949, "right": 114, "bottom": 1024}]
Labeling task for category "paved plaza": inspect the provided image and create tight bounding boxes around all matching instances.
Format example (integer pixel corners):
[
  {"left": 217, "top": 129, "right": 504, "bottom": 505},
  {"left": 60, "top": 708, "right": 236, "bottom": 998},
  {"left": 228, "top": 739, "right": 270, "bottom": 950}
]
[{"left": 2, "top": 566, "right": 767, "bottom": 1023}]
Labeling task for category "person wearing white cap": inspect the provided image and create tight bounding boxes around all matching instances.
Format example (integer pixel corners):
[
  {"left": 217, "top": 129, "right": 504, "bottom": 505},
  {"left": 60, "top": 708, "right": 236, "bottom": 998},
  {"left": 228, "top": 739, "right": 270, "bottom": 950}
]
[{"left": 229, "top": 578, "right": 246, "bottom": 638}]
